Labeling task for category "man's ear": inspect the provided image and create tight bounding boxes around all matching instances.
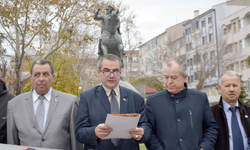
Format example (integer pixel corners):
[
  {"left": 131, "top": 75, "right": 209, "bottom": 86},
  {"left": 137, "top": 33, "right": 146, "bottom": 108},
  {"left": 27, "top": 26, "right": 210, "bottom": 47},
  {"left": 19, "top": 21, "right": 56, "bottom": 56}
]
[{"left": 218, "top": 84, "right": 222, "bottom": 94}]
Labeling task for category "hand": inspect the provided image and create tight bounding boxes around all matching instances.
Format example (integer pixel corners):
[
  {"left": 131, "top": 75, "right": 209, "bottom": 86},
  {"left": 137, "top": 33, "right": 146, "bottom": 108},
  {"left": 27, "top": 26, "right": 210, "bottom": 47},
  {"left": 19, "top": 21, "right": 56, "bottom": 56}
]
[
  {"left": 128, "top": 127, "right": 144, "bottom": 141},
  {"left": 200, "top": 148, "right": 204, "bottom": 150},
  {"left": 95, "top": 123, "right": 112, "bottom": 139}
]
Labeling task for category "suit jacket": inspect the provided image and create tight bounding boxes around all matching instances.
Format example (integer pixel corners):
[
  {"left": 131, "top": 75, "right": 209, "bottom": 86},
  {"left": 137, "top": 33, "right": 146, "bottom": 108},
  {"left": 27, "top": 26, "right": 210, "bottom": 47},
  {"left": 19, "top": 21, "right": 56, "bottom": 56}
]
[
  {"left": 7, "top": 89, "right": 83, "bottom": 150},
  {"left": 146, "top": 84, "right": 218, "bottom": 150},
  {"left": 211, "top": 97, "right": 250, "bottom": 150},
  {"left": 75, "top": 85, "right": 150, "bottom": 150}
]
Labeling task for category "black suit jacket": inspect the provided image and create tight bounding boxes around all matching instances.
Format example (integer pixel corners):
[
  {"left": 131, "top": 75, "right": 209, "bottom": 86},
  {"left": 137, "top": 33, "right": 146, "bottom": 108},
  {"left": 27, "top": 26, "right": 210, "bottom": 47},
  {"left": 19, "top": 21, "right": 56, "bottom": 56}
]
[{"left": 211, "top": 97, "right": 250, "bottom": 150}]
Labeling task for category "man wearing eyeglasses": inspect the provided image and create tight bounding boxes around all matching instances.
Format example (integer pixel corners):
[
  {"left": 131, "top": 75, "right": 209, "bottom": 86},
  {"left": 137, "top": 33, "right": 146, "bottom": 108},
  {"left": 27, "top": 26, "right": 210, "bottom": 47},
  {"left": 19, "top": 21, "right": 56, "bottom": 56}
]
[{"left": 75, "top": 54, "right": 150, "bottom": 150}]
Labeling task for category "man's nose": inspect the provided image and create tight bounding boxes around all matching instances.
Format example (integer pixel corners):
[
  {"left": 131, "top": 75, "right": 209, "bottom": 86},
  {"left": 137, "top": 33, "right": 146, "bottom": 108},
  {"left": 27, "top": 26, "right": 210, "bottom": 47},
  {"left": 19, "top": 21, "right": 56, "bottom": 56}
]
[
  {"left": 38, "top": 75, "right": 45, "bottom": 80},
  {"left": 229, "top": 85, "right": 234, "bottom": 90}
]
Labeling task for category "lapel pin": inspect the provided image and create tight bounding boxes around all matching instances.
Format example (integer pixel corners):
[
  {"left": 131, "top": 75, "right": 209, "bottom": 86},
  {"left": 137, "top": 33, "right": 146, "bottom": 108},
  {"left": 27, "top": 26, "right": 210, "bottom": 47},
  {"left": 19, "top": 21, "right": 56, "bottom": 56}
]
[
  {"left": 245, "top": 115, "right": 248, "bottom": 118},
  {"left": 123, "top": 98, "right": 126, "bottom": 102},
  {"left": 55, "top": 99, "right": 58, "bottom": 102}
]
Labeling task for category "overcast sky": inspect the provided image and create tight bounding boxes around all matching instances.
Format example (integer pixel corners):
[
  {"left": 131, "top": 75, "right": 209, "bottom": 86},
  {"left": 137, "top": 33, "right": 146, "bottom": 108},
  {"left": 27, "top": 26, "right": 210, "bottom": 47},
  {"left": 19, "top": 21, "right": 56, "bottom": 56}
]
[{"left": 121, "top": 0, "right": 226, "bottom": 42}]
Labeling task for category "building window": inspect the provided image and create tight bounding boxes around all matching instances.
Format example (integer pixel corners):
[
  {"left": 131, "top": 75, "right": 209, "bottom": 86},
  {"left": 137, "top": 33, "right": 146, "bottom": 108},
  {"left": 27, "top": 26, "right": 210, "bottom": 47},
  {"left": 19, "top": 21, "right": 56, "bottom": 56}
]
[
  {"left": 224, "top": 28, "right": 227, "bottom": 35},
  {"left": 147, "top": 42, "right": 151, "bottom": 52},
  {"left": 202, "top": 36, "right": 206, "bottom": 45},
  {"left": 226, "top": 66, "right": 229, "bottom": 70},
  {"left": 233, "top": 22, "right": 237, "bottom": 33},
  {"left": 189, "top": 43, "right": 192, "bottom": 50},
  {"left": 190, "top": 58, "right": 193, "bottom": 66},
  {"left": 239, "top": 40, "right": 243, "bottom": 51},
  {"left": 230, "top": 64, "right": 235, "bottom": 71},
  {"left": 210, "top": 51, "right": 215, "bottom": 62},
  {"left": 240, "top": 61, "right": 244, "bottom": 71},
  {"left": 196, "top": 20, "right": 199, "bottom": 29},
  {"left": 228, "top": 25, "right": 231, "bottom": 33},
  {"left": 209, "top": 33, "right": 213, "bottom": 42},
  {"left": 203, "top": 53, "right": 208, "bottom": 62},
  {"left": 208, "top": 17, "right": 212, "bottom": 24},
  {"left": 234, "top": 42, "right": 238, "bottom": 53},
  {"left": 236, "top": 62, "right": 239, "bottom": 72},
  {"left": 152, "top": 38, "right": 158, "bottom": 48},
  {"left": 191, "top": 75, "right": 194, "bottom": 82},
  {"left": 238, "top": 20, "right": 241, "bottom": 31},
  {"left": 201, "top": 20, "right": 205, "bottom": 28},
  {"left": 186, "top": 44, "right": 189, "bottom": 51}
]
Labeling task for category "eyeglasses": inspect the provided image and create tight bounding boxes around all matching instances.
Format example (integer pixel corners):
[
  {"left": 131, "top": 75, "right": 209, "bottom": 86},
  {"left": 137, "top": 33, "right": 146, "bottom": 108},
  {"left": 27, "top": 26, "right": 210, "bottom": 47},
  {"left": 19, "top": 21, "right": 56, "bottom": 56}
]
[{"left": 101, "top": 70, "right": 121, "bottom": 76}]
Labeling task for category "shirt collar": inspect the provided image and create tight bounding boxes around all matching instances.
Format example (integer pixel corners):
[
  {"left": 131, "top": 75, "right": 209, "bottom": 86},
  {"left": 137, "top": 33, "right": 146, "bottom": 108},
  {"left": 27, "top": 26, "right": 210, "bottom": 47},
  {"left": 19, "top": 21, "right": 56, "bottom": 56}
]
[
  {"left": 102, "top": 84, "right": 120, "bottom": 97},
  {"left": 33, "top": 88, "right": 52, "bottom": 102},
  {"left": 222, "top": 98, "right": 239, "bottom": 112}
]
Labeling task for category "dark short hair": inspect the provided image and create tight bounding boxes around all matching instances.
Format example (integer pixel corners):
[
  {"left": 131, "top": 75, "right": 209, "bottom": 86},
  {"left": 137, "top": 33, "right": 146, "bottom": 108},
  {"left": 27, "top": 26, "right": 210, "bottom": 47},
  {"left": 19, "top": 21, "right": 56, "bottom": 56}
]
[
  {"left": 97, "top": 54, "right": 121, "bottom": 70},
  {"left": 30, "top": 59, "right": 54, "bottom": 75}
]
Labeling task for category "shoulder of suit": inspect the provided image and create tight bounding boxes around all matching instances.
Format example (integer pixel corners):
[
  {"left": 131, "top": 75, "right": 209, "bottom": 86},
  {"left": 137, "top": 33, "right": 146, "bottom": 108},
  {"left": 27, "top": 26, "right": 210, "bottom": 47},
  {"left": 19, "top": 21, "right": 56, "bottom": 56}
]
[
  {"left": 147, "top": 90, "right": 166, "bottom": 102},
  {"left": 119, "top": 86, "right": 142, "bottom": 97},
  {"left": 53, "top": 89, "right": 76, "bottom": 98},
  {"left": 8, "top": 91, "right": 30, "bottom": 104}
]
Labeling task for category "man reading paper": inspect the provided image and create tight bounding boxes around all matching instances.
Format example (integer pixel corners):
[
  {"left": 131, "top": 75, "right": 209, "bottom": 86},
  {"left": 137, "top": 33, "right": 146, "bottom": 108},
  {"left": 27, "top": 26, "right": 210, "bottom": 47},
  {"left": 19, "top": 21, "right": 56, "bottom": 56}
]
[{"left": 75, "top": 54, "right": 150, "bottom": 150}]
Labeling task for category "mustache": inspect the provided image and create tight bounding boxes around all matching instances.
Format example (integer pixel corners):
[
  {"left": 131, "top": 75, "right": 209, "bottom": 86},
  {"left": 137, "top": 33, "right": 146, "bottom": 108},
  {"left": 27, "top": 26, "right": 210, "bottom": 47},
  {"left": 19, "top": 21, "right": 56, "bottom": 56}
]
[{"left": 228, "top": 92, "right": 236, "bottom": 95}]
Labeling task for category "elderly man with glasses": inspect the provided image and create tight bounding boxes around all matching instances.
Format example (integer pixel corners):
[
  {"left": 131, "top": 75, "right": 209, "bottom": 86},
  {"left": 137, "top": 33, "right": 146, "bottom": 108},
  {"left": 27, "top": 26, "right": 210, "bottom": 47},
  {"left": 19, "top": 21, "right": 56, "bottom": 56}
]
[{"left": 75, "top": 54, "right": 150, "bottom": 150}]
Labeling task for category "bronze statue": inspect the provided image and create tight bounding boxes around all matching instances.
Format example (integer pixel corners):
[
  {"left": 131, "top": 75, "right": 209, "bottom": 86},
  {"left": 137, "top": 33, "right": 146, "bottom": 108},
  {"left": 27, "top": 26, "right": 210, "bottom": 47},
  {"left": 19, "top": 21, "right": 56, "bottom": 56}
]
[{"left": 94, "top": 6, "right": 125, "bottom": 67}]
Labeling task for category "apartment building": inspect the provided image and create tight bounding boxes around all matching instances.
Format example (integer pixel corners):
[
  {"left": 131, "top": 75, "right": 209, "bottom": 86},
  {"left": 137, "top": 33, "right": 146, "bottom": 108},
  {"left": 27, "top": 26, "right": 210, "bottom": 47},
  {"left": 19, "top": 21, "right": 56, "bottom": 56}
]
[
  {"left": 221, "top": 6, "right": 250, "bottom": 96},
  {"left": 138, "top": 20, "right": 188, "bottom": 78}
]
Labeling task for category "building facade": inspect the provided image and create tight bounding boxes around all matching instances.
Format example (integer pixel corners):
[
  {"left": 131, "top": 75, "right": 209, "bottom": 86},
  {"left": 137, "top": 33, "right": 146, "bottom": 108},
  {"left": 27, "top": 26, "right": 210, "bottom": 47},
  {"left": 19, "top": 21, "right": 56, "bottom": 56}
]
[
  {"left": 138, "top": 20, "right": 188, "bottom": 79},
  {"left": 221, "top": 6, "right": 250, "bottom": 97}
]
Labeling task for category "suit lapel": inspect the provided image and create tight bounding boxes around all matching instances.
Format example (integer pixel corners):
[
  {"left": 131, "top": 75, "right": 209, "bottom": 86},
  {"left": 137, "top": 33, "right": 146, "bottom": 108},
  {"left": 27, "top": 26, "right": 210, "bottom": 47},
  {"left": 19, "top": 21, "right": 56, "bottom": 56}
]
[
  {"left": 97, "top": 85, "right": 110, "bottom": 113},
  {"left": 44, "top": 89, "right": 59, "bottom": 132},
  {"left": 24, "top": 90, "right": 41, "bottom": 133},
  {"left": 120, "top": 86, "right": 128, "bottom": 114}
]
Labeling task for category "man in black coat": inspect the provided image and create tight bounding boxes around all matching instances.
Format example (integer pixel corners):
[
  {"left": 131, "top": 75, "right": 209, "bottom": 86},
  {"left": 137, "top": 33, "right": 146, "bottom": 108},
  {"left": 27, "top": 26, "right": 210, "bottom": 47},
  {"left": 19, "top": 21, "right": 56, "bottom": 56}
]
[
  {"left": 0, "top": 78, "right": 15, "bottom": 143},
  {"left": 211, "top": 70, "right": 250, "bottom": 150}
]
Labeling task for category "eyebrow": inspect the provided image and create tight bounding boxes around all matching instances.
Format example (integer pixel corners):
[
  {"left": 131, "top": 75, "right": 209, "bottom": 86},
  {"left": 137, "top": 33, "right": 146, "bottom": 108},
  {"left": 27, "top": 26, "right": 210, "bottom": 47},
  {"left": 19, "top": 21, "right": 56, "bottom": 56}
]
[{"left": 102, "top": 68, "right": 120, "bottom": 71}]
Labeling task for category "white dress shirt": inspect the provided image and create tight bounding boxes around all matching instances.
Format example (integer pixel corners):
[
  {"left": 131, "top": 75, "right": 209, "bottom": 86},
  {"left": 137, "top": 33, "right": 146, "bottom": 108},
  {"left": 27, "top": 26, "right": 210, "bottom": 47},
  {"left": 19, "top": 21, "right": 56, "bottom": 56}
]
[
  {"left": 32, "top": 88, "right": 52, "bottom": 128},
  {"left": 222, "top": 99, "right": 248, "bottom": 150},
  {"left": 102, "top": 84, "right": 120, "bottom": 112}
]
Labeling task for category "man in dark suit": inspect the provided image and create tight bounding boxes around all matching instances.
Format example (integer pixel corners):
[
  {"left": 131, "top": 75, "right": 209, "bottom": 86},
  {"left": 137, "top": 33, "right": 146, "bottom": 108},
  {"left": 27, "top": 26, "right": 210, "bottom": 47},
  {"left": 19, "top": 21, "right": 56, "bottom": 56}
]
[
  {"left": 7, "top": 59, "right": 82, "bottom": 150},
  {"left": 145, "top": 58, "right": 218, "bottom": 150},
  {"left": 0, "top": 78, "right": 15, "bottom": 143},
  {"left": 75, "top": 54, "right": 150, "bottom": 150},
  {"left": 211, "top": 70, "right": 250, "bottom": 150}
]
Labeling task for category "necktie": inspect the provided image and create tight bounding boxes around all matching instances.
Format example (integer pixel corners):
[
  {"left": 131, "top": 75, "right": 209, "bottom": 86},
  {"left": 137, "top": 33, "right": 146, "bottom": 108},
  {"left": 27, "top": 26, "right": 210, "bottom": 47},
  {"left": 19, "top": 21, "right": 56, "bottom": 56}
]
[
  {"left": 229, "top": 106, "right": 244, "bottom": 150},
  {"left": 36, "top": 95, "right": 45, "bottom": 132},
  {"left": 110, "top": 90, "right": 119, "bottom": 147}
]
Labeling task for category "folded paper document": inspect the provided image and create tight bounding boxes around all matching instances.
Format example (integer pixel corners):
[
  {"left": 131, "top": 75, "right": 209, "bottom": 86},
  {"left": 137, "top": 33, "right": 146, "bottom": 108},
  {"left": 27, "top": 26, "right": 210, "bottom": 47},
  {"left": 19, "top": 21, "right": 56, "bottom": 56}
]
[{"left": 102, "top": 113, "right": 141, "bottom": 139}]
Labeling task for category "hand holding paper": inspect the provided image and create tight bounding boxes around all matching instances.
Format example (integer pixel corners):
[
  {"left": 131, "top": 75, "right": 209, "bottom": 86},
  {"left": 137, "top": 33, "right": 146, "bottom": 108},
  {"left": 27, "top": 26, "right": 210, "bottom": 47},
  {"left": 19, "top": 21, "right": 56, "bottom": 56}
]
[
  {"left": 102, "top": 113, "right": 141, "bottom": 139},
  {"left": 95, "top": 123, "right": 113, "bottom": 139}
]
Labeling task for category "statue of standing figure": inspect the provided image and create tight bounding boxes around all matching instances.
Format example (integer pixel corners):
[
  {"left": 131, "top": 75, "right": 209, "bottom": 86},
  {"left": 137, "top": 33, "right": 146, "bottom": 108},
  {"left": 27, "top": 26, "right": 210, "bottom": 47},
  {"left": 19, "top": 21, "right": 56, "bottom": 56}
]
[{"left": 94, "top": 6, "right": 125, "bottom": 67}]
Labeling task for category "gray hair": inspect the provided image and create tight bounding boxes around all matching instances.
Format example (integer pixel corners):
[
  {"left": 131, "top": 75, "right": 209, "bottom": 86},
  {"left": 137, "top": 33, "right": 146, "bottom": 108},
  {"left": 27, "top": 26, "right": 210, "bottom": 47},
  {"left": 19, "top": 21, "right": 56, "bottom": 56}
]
[
  {"left": 97, "top": 54, "right": 121, "bottom": 70},
  {"left": 30, "top": 59, "right": 54, "bottom": 75},
  {"left": 219, "top": 70, "right": 241, "bottom": 86},
  {"left": 163, "top": 58, "right": 187, "bottom": 77}
]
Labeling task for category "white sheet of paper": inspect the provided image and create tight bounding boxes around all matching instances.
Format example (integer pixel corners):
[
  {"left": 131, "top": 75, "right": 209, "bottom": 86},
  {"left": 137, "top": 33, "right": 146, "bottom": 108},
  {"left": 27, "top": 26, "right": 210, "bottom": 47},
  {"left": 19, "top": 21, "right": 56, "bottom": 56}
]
[{"left": 102, "top": 114, "right": 141, "bottom": 139}]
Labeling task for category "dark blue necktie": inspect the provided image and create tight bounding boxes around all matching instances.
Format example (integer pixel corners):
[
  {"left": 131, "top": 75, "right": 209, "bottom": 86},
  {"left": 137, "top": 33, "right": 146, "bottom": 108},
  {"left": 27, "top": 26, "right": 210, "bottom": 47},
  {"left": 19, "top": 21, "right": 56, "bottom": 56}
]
[
  {"left": 110, "top": 90, "right": 119, "bottom": 147},
  {"left": 229, "top": 106, "right": 244, "bottom": 150}
]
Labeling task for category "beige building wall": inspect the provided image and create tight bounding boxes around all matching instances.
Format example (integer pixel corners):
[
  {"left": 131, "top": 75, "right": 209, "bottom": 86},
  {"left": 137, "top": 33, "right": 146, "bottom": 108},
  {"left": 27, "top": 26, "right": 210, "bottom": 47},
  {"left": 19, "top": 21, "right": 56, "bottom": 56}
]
[{"left": 221, "top": 6, "right": 250, "bottom": 97}]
